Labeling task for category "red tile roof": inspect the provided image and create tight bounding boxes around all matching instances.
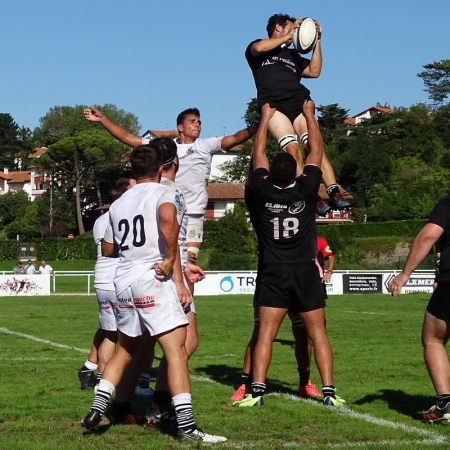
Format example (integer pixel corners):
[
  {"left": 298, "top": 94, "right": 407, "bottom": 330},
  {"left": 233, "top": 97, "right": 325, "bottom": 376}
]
[
  {"left": 0, "top": 171, "right": 13, "bottom": 181},
  {"left": 147, "top": 129, "right": 179, "bottom": 137},
  {"left": 207, "top": 183, "right": 352, "bottom": 200},
  {"left": 28, "top": 147, "right": 47, "bottom": 158},
  {"left": 8, "top": 171, "right": 31, "bottom": 184}
]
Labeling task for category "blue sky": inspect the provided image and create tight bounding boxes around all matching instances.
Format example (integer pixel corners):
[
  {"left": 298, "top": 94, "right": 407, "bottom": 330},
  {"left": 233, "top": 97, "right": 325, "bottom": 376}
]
[{"left": 1, "top": 0, "right": 449, "bottom": 138}]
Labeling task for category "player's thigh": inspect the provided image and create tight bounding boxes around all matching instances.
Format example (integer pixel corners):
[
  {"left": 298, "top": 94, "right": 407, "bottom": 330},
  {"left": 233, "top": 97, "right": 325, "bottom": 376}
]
[
  {"left": 293, "top": 113, "right": 308, "bottom": 137},
  {"left": 96, "top": 288, "right": 118, "bottom": 332},
  {"left": 269, "top": 111, "right": 296, "bottom": 142}
]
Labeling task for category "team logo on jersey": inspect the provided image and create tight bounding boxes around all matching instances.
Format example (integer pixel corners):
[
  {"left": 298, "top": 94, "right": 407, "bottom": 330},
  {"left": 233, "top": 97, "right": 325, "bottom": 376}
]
[
  {"left": 186, "top": 147, "right": 194, "bottom": 155},
  {"left": 289, "top": 201, "right": 305, "bottom": 214},
  {"left": 175, "top": 193, "right": 184, "bottom": 212}
]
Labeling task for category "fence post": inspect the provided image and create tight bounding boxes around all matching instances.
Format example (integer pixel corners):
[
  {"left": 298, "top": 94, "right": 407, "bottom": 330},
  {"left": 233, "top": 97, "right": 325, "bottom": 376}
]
[
  {"left": 87, "top": 274, "right": 90, "bottom": 296},
  {"left": 53, "top": 273, "right": 56, "bottom": 292}
]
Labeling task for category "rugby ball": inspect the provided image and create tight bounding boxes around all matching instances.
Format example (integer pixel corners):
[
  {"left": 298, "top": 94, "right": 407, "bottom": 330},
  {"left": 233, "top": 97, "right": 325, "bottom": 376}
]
[{"left": 292, "top": 18, "right": 318, "bottom": 54}]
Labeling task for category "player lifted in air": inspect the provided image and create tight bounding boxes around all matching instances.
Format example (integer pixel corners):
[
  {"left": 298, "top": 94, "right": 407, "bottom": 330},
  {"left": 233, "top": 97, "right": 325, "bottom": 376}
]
[{"left": 245, "top": 13, "right": 350, "bottom": 216}]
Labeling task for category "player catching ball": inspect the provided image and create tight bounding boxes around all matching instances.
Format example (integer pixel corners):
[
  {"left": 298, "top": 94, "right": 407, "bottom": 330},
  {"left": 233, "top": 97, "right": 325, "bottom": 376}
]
[{"left": 245, "top": 13, "right": 350, "bottom": 215}]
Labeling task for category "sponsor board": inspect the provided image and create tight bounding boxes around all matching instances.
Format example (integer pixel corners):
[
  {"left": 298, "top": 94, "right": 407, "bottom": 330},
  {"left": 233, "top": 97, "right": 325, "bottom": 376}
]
[
  {"left": 343, "top": 274, "right": 383, "bottom": 294},
  {"left": 0, "top": 275, "right": 50, "bottom": 296}
]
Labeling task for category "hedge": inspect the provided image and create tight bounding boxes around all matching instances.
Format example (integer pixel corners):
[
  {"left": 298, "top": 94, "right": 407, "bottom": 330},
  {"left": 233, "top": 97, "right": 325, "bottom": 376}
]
[{"left": 0, "top": 237, "right": 96, "bottom": 261}]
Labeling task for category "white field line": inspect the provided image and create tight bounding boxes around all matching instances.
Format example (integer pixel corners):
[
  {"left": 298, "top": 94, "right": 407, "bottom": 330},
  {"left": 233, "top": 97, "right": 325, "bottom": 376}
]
[
  {"left": 1, "top": 328, "right": 447, "bottom": 446},
  {"left": 341, "top": 310, "right": 389, "bottom": 315},
  {"left": 0, "top": 327, "right": 89, "bottom": 354},
  {"left": 0, "top": 357, "right": 80, "bottom": 361}
]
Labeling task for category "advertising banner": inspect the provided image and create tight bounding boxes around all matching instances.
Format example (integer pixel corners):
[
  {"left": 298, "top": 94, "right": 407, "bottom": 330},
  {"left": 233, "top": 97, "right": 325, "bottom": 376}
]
[{"left": 0, "top": 275, "right": 51, "bottom": 296}]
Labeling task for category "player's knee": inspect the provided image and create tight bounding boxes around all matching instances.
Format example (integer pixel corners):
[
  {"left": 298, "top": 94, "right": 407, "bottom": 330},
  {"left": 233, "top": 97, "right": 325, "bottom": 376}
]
[
  {"left": 277, "top": 134, "right": 298, "bottom": 151},
  {"left": 299, "top": 133, "right": 308, "bottom": 147}
]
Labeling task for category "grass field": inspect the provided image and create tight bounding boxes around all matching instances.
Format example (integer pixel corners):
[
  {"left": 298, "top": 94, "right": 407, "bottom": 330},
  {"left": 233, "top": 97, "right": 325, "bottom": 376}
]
[{"left": 1, "top": 292, "right": 449, "bottom": 449}]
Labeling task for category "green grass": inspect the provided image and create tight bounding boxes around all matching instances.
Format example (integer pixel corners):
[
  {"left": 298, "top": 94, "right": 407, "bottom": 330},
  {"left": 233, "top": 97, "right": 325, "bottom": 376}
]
[{"left": 0, "top": 293, "right": 449, "bottom": 449}]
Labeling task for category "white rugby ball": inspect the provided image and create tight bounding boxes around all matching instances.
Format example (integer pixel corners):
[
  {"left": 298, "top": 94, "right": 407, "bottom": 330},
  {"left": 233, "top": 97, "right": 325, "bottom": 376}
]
[{"left": 292, "top": 18, "right": 318, "bottom": 54}]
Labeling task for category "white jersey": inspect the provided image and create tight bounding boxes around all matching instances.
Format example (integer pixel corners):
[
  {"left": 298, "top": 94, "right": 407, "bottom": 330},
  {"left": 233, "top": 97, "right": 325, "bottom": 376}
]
[
  {"left": 93, "top": 212, "right": 119, "bottom": 290},
  {"left": 161, "top": 177, "right": 188, "bottom": 268},
  {"left": 142, "top": 136, "right": 223, "bottom": 214},
  {"left": 104, "top": 182, "right": 183, "bottom": 296}
]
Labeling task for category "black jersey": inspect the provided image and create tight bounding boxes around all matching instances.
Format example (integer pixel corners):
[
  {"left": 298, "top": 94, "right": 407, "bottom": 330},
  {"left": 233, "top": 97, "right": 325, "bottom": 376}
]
[
  {"left": 245, "top": 183, "right": 263, "bottom": 260},
  {"left": 252, "top": 164, "right": 321, "bottom": 264},
  {"left": 245, "top": 40, "right": 310, "bottom": 106},
  {"left": 429, "top": 196, "right": 450, "bottom": 282}
]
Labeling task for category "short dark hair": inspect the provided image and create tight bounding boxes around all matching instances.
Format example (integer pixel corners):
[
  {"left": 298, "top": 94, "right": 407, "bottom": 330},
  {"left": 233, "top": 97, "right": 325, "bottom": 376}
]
[
  {"left": 176, "top": 108, "right": 200, "bottom": 126},
  {"left": 266, "top": 13, "right": 296, "bottom": 37},
  {"left": 109, "top": 179, "right": 131, "bottom": 203},
  {"left": 270, "top": 153, "right": 297, "bottom": 185},
  {"left": 151, "top": 137, "right": 178, "bottom": 167},
  {"left": 130, "top": 144, "right": 162, "bottom": 179}
]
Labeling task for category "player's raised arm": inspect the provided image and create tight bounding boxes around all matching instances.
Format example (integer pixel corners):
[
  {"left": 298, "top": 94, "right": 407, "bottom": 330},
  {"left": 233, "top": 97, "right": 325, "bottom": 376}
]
[
  {"left": 251, "top": 103, "right": 276, "bottom": 172},
  {"left": 84, "top": 107, "right": 142, "bottom": 148},
  {"left": 303, "top": 99, "right": 323, "bottom": 168},
  {"left": 300, "top": 20, "right": 322, "bottom": 78}
]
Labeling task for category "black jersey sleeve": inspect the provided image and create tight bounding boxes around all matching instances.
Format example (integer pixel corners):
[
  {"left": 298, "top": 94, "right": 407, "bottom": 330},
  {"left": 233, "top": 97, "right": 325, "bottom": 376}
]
[
  {"left": 429, "top": 197, "right": 450, "bottom": 230},
  {"left": 252, "top": 167, "right": 270, "bottom": 194},
  {"left": 296, "top": 164, "right": 322, "bottom": 199},
  {"left": 245, "top": 39, "right": 262, "bottom": 68}
]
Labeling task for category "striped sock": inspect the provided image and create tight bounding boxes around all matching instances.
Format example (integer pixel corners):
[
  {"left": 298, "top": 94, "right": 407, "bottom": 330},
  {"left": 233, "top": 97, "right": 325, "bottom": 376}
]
[
  {"left": 90, "top": 379, "right": 115, "bottom": 415},
  {"left": 322, "top": 384, "right": 336, "bottom": 399},
  {"left": 95, "top": 372, "right": 102, "bottom": 385},
  {"left": 173, "top": 393, "right": 196, "bottom": 432}
]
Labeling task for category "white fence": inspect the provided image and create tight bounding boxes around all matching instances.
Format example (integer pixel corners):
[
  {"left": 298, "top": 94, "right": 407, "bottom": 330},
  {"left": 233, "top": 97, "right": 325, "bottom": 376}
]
[{"left": 0, "top": 270, "right": 436, "bottom": 296}]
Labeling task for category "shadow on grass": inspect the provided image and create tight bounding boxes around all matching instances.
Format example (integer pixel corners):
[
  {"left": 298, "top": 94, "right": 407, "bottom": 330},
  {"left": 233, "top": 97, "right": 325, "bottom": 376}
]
[
  {"left": 354, "top": 389, "right": 433, "bottom": 419},
  {"left": 192, "top": 363, "right": 294, "bottom": 395}
]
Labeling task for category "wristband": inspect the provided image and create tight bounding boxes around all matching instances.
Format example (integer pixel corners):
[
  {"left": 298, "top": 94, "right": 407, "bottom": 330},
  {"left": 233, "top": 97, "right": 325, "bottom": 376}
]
[{"left": 326, "top": 270, "right": 333, "bottom": 274}]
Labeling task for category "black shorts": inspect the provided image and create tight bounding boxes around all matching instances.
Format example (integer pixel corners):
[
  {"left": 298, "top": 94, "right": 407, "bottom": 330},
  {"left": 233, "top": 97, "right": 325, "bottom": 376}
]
[
  {"left": 257, "top": 261, "right": 325, "bottom": 312},
  {"left": 427, "top": 282, "right": 450, "bottom": 321},
  {"left": 259, "top": 90, "right": 311, "bottom": 124}
]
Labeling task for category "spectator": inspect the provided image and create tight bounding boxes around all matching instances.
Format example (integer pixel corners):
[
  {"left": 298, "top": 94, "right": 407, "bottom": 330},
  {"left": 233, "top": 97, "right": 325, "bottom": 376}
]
[
  {"left": 13, "top": 262, "right": 23, "bottom": 274},
  {"left": 23, "top": 260, "right": 36, "bottom": 275},
  {"left": 37, "top": 260, "right": 54, "bottom": 275}
]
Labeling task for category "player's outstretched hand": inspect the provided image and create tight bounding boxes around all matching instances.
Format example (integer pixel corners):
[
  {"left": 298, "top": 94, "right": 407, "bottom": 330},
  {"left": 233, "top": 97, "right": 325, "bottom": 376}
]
[
  {"left": 261, "top": 103, "right": 276, "bottom": 121},
  {"left": 184, "top": 264, "right": 205, "bottom": 284},
  {"left": 84, "top": 107, "right": 104, "bottom": 122},
  {"left": 154, "top": 259, "right": 173, "bottom": 280},
  {"left": 175, "top": 282, "right": 192, "bottom": 308},
  {"left": 303, "top": 99, "right": 316, "bottom": 117},
  {"left": 387, "top": 272, "right": 409, "bottom": 297}
]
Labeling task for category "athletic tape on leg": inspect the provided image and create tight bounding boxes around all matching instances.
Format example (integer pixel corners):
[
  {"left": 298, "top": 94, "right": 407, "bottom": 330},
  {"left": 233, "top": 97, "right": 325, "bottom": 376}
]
[{"left": 278, "top": 134, "right": 298, "bottom": 150}]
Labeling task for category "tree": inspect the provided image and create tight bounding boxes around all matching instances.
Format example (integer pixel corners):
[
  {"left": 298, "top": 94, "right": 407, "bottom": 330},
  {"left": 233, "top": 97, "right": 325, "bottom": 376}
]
[
  {"left": 0, "top": 191, "right": 29, "bottom": 227},
  {"left": 37, "top": 104, "right": 141, "bottom": 146},
  {"left": 38, "top": 129, "right": 126, "bottom": 235},
  {"left": 317, "top": 103, "right": 349, "bottom": 145},
  {"left": 0, "top": 114, "right": 21, "bottom": 169},
  {"left": 417, "top": 59, "right": 450, "bottom": 106}
]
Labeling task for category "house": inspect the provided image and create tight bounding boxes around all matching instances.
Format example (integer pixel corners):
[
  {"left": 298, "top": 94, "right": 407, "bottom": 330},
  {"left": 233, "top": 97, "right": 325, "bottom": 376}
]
[
  {"left": 206, "top": 181, "right": 353, "bottom": 223},
  {"left": 0, "top": 147, "right": 52, "bottom": 201},
  {"left": 344, "top": 106, "right": 394, "bottom": 126}
]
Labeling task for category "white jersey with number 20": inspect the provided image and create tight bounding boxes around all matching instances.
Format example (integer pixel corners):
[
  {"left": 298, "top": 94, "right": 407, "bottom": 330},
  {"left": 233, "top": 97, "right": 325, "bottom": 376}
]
[{"left": 104, "top": 182, "right": 183, "bottom": 296}]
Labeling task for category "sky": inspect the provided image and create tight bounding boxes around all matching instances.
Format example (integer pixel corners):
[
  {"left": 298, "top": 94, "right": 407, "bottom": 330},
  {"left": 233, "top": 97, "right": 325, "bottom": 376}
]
[{"left": 1, "top": 0, "right": 450, "bottom": 138}]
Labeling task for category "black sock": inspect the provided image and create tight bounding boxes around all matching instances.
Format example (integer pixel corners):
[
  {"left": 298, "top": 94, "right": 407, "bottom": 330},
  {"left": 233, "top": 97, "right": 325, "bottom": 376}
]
[
  {"left": 436, "top": 394, "right": 450, "bottom": 409},
  {"left": 326, "top": 184, "right": 340, "bottom": 199},
  {"left": 299, "top": 369, "right": 310, "bottom": 387},
  {"left": 240, "top": 373, "right": 250, "bottom": 389},
  {"left": 322, "top": 384, "right": 336, "bottom": 399},
  {"left": 112, "top": 401, "right": 132, "bottom": 416},
  {"left": 153, "top": 390, "right": 172, "bottom": 410},
  {"left": 250, "top": 382, "right": 266, "bottom": 398}
]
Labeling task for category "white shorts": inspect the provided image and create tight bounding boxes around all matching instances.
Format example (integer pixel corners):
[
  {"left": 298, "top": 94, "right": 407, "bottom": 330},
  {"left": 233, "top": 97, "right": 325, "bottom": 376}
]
[
  {"left": 96, "top": 288, "right": 117, "bottom": 332},
  {"left": 187, "top": 214, "right": 205, "bottom": 244},
  {"left": 115, "top": 271, "right": 188, "bottom": 338}
]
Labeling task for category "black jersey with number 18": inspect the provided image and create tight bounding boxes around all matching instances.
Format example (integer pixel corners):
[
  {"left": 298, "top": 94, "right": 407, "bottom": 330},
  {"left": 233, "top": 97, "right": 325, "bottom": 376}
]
[{"left": 252, "top": 165, "right": 321, "bottom": 264}]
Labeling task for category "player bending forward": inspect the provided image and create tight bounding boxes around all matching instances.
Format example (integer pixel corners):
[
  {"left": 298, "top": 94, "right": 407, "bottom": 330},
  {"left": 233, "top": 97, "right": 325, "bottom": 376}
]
[{"left": 81, "top": 143, "right": 226, "bottom": 443}]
